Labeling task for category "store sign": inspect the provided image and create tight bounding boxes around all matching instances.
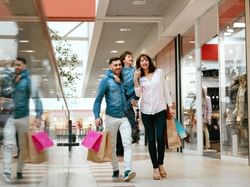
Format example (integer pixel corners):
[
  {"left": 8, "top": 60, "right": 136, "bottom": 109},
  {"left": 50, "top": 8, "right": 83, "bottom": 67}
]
[
  {"left": 42, "top": 0, "right": 95, "bottom": 21},
  {"left": 201, "top": 44, "right": 218, "bottom": 61}
]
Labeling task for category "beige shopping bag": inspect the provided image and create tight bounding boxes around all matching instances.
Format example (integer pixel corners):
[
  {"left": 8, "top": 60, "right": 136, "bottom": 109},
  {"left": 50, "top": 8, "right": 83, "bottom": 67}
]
[
  {"left": 166, "top": 119, "right": 182, "bottom": 149},
  {"left": 20, "top": 131, "right": 48, "bottom": 163},
  {"left": 87, "top": 131, "right": 112, "bottom": 163}
]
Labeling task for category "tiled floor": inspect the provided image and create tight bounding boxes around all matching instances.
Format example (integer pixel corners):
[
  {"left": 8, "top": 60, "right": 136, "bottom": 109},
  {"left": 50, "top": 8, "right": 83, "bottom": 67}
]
[{"left": 1, "top": 141, "right": 250, "bottom": 187}]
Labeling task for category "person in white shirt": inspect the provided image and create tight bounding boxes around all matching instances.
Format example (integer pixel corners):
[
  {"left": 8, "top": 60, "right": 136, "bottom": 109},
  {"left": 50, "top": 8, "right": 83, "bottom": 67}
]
[{"left": 133, "top": 54, "right": 173, "bottom": 180}]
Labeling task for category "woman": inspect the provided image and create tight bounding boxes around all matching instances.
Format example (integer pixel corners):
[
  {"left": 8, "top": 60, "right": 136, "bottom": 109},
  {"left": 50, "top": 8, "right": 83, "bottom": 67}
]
[{"left": 133, "top": 54, "right": 173, "bottom": 180}]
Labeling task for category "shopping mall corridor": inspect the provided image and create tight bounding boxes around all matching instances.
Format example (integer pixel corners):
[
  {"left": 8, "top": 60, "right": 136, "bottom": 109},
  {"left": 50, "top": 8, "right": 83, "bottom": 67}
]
[{"left": 1, "top": 138, "right": 250, "bottom": 187}]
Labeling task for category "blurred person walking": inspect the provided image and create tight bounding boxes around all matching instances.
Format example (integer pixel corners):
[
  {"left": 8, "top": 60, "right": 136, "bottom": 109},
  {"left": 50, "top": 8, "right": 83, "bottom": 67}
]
[{"left": 2, "top": 57, "right": 43, "bottom": 183}]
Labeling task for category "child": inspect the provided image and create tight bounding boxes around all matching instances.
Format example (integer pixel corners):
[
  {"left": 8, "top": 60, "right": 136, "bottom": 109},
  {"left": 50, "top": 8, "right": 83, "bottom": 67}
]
[{"left": 119, "top": 51, "right": 140, "bottom": 143}]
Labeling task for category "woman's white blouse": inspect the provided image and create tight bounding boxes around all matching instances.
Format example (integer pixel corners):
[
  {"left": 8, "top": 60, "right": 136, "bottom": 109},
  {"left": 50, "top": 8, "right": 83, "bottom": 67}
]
[{"left": 134, "top": 68, "right": 172, "bottom": 115}]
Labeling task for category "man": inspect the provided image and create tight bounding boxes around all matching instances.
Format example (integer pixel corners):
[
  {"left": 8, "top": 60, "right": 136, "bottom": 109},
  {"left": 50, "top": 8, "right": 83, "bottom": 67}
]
[
  {"left": 93, "top": 57, "right": 136, "bottom": 182},
  {"left": 2, "top": 57, "right": 43, "bottom": 183}
]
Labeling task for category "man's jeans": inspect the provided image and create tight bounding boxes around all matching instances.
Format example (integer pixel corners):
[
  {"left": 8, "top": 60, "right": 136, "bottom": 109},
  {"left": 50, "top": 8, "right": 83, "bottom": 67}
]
[
  {"left": 105, "top": 115, "right": 132, "bottom": 172},
  {"left": 3, "top": 116, "right": 29, "bottom": 174}
]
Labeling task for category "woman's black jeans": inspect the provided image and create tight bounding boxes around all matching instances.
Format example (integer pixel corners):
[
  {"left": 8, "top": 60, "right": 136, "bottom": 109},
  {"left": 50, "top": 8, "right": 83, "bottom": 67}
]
[{"left": 141, "top": 110, "right": 166, "bottom": 169}]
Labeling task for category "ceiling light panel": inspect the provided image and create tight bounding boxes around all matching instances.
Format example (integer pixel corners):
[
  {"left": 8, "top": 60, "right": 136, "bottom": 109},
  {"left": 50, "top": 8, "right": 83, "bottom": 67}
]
[{"left": 132, "top": 0, "right": 146, "bottom": 5}]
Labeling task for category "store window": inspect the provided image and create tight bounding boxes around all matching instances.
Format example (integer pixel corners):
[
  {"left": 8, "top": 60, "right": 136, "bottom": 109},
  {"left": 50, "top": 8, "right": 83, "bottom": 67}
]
[
  {"left": 199, "top": 5, "right": 220, "bottom": 154},
  {"left": 218, "top": 0, "right": 248, "bottom": 158},
  {"left": 201, "top": 38, "right": 220, "bottom": 154},
  {"left": 181, "top": 27, "right": 197, "bottom": 150}
]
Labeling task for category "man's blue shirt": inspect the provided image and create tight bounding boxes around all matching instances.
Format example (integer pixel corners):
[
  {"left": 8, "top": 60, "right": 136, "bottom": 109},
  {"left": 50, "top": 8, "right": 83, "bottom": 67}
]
[{"left": 93, "top": 70, "right": 126, "bottom": 119}]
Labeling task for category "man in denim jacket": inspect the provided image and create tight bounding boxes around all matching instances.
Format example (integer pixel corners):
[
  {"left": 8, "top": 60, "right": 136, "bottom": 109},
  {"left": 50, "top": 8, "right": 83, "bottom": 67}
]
[
  {"left": 2, "top": 57, "right": 43, "bottom": 183},
  {"left": 93, "top": 57, "right": 136, "bottom": 182}
]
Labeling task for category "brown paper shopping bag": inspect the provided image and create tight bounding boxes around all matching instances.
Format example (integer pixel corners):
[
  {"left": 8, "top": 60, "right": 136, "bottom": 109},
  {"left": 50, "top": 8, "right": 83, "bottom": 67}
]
[
  {"left": 166, "top": 119, "right": 182, "bottom": 149},
  {"left": 21, "top": 131, "right": 48, "bottom": 164},
  {"left": 87, "top": 131, "right": 112, "bottom": 163}
]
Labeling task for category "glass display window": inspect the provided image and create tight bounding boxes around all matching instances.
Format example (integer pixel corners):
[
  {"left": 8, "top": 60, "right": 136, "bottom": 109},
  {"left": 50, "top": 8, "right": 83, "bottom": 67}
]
[
  {"left": 218, "top": 0, "right": 248, "bottom": 158},
  {"left": 181, "top": 27, "right": 197, "bottom": 150}
]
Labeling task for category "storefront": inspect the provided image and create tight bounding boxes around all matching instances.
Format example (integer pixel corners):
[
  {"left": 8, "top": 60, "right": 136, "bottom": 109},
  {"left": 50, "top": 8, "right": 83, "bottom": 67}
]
[
  {"left": 219, "top": 0, "right": 248, "bottom": 161},
  {"left": 179, "top": 0, "right": 249, "bottom": 163}
]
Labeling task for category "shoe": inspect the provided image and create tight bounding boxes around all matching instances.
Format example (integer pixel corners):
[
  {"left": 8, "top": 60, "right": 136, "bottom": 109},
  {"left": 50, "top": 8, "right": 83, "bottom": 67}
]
[
  {"left": 124, "top": 170, "right": 136, "bottom": 182},
  {"left": 13, "top": 155, "right": 19, "bottom": 159},
  {"left": 132, "top": 138, "right": 139, "bottom": 144},
  {"left": 112, "top": 170, "right": 119, "bottom": 178},
  {"left": 153, "top": 169, "right": 161, "bottom": 180},
  {"left": 16, "top": 172, "right": 23, "bottom": 179},
  {"left": 184, "top": 135, "right": 190, "bottom": 143},
  {"left": 159, "top": 166, "right": 167, "bottom": 178},
  {"left": 112, "top": 170, "right": 120, "bottom": 181},
  {"left": 2, "top": 172, "right": 11, "bottom": 183},
  {"left": 132, "top": 128, "right": 140, "bottom": 144}
]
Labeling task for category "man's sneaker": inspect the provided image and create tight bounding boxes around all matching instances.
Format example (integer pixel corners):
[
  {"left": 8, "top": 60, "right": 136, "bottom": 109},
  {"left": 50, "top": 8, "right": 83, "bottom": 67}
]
[
  {"left": 124, "top": 170, "right": 136, "bottom": 182},
  {"left": 112, "top": 170, "right": 120, "bottom": 181},
  {"left": 2, "top": 172, "right": 11, "bottom": 183},
  {"left": 16, "top": 172, "right": 23, "bottom": 179}
]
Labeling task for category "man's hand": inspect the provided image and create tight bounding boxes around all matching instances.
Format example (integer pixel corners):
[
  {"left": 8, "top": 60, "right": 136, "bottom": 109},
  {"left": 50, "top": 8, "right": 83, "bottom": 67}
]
[
  {"left": 95, "top": 118, "right": 102, "bottom": 127},
  {"left": 35, "top": 118, "right": 42, "bottom": 128}
]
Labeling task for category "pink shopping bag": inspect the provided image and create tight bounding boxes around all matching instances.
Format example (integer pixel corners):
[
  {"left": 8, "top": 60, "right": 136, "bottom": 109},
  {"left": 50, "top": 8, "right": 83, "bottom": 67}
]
[
  {"left": 81, "top": 130, "right": 103, "bottom": 152},
  {"left": 31, "top": 131, "right": 54, "bottom": 152}
]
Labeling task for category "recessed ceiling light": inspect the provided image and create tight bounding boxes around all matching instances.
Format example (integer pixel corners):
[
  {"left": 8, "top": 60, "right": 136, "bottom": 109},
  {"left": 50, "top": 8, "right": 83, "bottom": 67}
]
[
  {"left": 19, "top": 50, "right": 35, "bottom": 53},
  {"left": 224, "top": 32, "right": 232, "bottom": 36},
  {"left": 110, "top": 50, "right": 118, "bottom": 53},
  {"left": 115, "top": 40, "right": 125, "bottom": 44},
  {"left": 19, "top": 40, "right": 29, "bottom": 43},
  {"left": 120, "top": 28, "right": 131, "bottom": 32},
  {"left": 233, "top": 22, "right": 245, "bottom": 28},
  {"left": 132, "top": 0, "right": 146, "bottom": 5},
  {"left": 32, "top": 59, "right": 42, "bottom": 63}
]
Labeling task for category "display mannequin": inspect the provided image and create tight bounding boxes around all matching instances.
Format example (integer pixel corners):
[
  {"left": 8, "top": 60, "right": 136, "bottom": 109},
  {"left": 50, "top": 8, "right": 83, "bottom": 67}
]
[
  {"left": 202, "top": 86, "right": 212, "bottom": 149},
  {"left": 233, "top": 74, "right": 248, "bottom": 144}
]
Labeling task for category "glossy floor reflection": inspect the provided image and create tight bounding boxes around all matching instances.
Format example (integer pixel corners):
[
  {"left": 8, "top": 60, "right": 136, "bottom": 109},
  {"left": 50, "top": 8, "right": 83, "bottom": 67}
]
[{"left": 1, "top": 139, "right": 250, "bottom": 187}]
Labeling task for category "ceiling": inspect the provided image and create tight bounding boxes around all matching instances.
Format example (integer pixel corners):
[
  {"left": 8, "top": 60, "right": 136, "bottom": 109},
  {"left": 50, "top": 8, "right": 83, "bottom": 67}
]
[
  {"left": 83, "top": 0, "right": 220, "bottom": 98},
  {"left": 0, "top": 0, "right": 222, "bottom": 101},
  {"left": 0, "top": 0, "right": 64, "bottom": 99}
]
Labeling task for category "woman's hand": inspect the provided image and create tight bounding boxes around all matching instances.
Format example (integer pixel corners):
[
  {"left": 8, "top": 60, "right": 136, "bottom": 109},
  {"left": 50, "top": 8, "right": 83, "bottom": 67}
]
[
  {"left": 168, "top": 106, "right": 175, "bottom": 117},
  {"left": 134, "top": 68, "right": 141, "bottom": 80},
  {"left": 131, "top": 99, "right": 138, "bottom": 107},
  {"left": 114, "top": 75, "right": 121, "bottom": 83}
]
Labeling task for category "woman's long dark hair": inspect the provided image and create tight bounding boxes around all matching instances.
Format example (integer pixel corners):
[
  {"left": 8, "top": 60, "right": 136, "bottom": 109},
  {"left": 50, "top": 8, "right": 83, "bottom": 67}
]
[{"left": 136, "top": 54, "right": 156, "bottom": 77}]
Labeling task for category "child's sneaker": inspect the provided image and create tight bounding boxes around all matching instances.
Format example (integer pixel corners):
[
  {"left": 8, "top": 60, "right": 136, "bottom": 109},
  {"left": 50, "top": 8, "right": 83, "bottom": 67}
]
[
  {"left": 112, "top": 170, "right": 120, "bottom": 181},
  {"left": 124, "top": 170, "right": 136, "bottom": 182},
  {"left": 16, "top": 172, "right": 23, "bottom": 179}
]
